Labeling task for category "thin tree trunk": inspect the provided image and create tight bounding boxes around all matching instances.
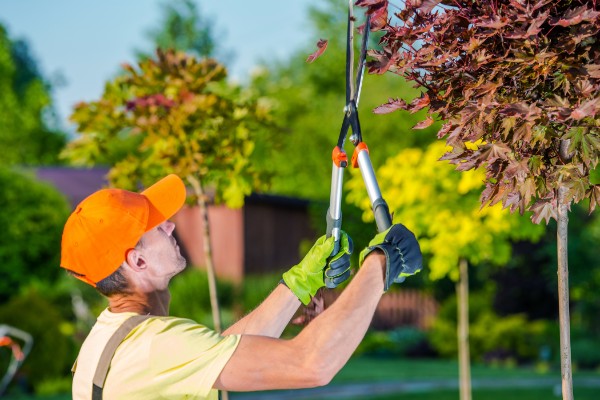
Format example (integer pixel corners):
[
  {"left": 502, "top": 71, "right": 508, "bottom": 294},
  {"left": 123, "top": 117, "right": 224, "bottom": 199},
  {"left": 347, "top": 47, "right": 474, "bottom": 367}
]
[
  {"left": 557, "top": 186, "right": 573, "bottom": 400},
  {"left": 187, "top": 176, "right": 228, "bottom": 400},
  {"left": 187, "top": 175, "right": 222, "bottom": 333},
  {"left": 457, "top": 258, "right": 472, "bottom": 400}
]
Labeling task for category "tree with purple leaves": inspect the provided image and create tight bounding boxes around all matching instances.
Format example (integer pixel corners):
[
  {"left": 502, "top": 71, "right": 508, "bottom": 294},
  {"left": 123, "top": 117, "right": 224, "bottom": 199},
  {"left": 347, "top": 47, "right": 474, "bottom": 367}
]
[{"left": 358, "top": 1, "right": 600, "bottom": 399}]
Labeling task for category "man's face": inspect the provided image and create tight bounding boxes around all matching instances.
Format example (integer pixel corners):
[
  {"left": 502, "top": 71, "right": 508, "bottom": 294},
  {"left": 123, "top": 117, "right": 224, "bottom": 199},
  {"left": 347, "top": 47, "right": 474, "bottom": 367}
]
[{"left": 138, "top": 220, "right": 187, "bottom": 282}]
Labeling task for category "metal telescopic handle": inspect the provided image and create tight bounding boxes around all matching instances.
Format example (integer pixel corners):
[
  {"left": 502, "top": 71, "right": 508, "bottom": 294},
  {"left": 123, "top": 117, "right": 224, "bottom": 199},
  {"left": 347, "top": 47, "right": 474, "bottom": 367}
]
[
  {"left": 326, "top": 161, "right": 345, "bottom": 255},
  {"left": 356, "top": 149, "right": 392, "bottom": 232}
]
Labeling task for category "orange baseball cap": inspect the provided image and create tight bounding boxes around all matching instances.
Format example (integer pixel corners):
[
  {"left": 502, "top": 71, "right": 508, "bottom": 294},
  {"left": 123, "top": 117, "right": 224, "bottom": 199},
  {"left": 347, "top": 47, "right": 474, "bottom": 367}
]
[{"left": 60, "top": 174, "right": 186, "bottom": 286}]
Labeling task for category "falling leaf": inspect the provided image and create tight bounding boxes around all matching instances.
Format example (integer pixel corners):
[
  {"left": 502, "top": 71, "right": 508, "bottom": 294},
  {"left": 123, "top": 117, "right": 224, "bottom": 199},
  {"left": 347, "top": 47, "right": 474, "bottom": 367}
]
[{"left": 306, "top": 39, "right": 328, "bottom": 63}]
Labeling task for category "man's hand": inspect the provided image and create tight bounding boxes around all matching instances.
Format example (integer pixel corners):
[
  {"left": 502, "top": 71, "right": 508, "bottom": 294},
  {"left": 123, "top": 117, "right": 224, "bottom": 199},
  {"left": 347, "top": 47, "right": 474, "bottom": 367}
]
[
  {"left": 283, "top": 232, "right": 353, "bottom": 305},
  {"left": 359, "top": 224, "right": 422, "bottom": 291}
]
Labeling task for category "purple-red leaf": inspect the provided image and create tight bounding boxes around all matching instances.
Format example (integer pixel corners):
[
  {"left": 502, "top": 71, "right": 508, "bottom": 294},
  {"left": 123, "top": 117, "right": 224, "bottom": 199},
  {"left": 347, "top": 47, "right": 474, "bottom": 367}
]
[
  {"left": 412, "top": 116, "right": 434, "bottom": 130},
  {"left": 367, "top": 50, "right": 396, "bottom": 74},
  {"left": 587, "top": 64, "right": 600, "bottom": 79},
  {"left": 476, "top": 16, "right": 510, "bottom": 29},
  {"left": 355, "top": 0, "right": 385, "bottom": 6},
  {"left": 306, "top": 39, "right": 328, "bottom": 63},
  {"left": 356, "top": 0, "right": 388, "bottom": 31},
  {"left": 503, "top": 191, "right": 521, "bottom": 213},
  {"left": 436, "top": 122, "right": 453, "bottom": 139},
  {"left": 409, "top": 93, "right": 431, "bottom": 113},
  {"left": 417, "top": 0, "right": 443, "bottom": 14},
  {"left": 570, "top": 98, "right": 600, "bottom": 120},
  {"left": 589, "top": 186, "right": 600, "bottom": 213},
  {"left": 550, "top": 5, "right": 600, "bottom": 27},
  {"left": 480, "top": 142, "right": 511, "bottom": 162},
  {"left": 373, "top": 98, "right": 407, "bottom": 114},
  {"left": 530, "top": 198, "right": 557, "bottom": 224}
]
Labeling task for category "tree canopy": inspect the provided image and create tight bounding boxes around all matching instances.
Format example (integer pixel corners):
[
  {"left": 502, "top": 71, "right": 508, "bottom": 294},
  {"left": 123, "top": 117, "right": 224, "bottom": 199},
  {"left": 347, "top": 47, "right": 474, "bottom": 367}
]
[
  {"left": 141, "top": 0, "right": 219, "bottom": 60},
  {"left": 62, "top": 49, "right": 273, "bottom": 208},
  {"left": 0, "top": 24, "right": 66, "bottom": 165},
  {"left": 348, "top": 141, "right": 544, "bottom": 280},
  {"left": 364, "top": 0, "right": 600, "bottom": 223}
]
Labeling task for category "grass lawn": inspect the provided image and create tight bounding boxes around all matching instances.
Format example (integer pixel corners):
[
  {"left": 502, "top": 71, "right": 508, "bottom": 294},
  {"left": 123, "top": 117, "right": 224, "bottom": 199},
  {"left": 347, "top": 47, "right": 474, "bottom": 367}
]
[
  {"left": 355, "top": 387, "right": 600, "bottom": 400},
  {"left": 9, "top": 357, "right": 600, "bottom": 399},
  {"left": 332, "top": 356, "right": 599, "bottom": 383}
]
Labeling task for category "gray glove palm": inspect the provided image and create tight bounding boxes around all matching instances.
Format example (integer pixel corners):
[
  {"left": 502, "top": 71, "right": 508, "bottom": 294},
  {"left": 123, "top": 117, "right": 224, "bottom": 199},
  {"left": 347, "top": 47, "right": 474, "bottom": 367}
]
[{"left": 359, "top": 224, "right": 422, "bottom": 291}]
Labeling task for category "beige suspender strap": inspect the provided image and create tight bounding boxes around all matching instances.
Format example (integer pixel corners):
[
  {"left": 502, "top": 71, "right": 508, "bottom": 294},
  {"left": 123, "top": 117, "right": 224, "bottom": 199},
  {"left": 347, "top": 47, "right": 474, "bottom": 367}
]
[{"left": 91, "top": 315, "right": 152, "bottom": 400}]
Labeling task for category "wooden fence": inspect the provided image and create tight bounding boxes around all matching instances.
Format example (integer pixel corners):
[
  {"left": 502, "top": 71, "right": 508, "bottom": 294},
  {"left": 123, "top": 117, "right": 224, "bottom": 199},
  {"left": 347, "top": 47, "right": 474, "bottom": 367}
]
[{"left": 313, "top": 289, "right": 438, "bottom": 331}]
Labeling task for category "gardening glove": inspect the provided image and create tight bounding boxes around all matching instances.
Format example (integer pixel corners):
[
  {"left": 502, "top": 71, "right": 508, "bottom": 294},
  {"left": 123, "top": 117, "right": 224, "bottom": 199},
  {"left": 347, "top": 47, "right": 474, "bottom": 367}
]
[
  {"left": 324, "top": 234, "right": 354, "bottom": 289},
  {"left": 359, "top": 224, "right": 422, "bottom": 291},
  {"left": 283, "top": 232, "right": 353, "bottom": 305}
]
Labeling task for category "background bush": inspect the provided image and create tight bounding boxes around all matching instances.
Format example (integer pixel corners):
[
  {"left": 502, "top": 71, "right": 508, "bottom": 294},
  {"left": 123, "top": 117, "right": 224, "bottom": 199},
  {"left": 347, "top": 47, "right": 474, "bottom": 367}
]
[
  {"left": 0, "top": 167, "right": 70, "bottom": 302},
  {"left": 168, "top": 267, "right": 235, "bottom": 328},
  {"left": 0, "top": 289, "right": 76, "bottom": 393},
  {"left": 355, "top": 327, "right": 431, "bottom": 358},
  {"left": 429, "top": 290, "right": 554, "bottom": 364}
]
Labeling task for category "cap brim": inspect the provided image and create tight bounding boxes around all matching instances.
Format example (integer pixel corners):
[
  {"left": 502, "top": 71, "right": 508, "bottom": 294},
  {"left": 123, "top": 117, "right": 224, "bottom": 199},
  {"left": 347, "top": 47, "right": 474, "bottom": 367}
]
[{"left": 141, "top": 174, "right": 187, "bottom": 231}]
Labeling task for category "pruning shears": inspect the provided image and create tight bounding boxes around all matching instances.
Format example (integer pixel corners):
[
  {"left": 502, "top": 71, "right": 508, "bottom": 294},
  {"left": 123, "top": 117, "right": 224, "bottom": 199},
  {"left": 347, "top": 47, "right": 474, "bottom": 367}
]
[{"left": 325, "top": 0, "right": 392, "bottom": 279}]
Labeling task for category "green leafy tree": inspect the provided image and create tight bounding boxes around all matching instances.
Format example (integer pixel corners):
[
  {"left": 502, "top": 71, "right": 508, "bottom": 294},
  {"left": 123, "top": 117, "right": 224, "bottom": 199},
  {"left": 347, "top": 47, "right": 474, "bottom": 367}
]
[
  {"left": 251, "top": 0, "right": 436, "bottom": 201},
  {"left": 348, "top": 141, "right": 543, "bottom": 400},
  {"left": 140, "top": 0, "right": 218, "bottom": 60},
  {"left": 365, "top": 1, "right": 600, "bottom": 397},
  {"left": 0, "top": 167, "right": 71, "bottom": 301},
  {"left": 62, "top": 50, "right": 273, "bottom": 332},
  {"left": 0, "top": 24, "right": 66, "bottom": 165}
]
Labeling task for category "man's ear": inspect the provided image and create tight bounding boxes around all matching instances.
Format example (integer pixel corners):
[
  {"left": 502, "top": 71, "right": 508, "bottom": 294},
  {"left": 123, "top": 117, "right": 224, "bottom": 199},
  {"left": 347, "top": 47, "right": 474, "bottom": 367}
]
[{"left": 124, "top": 248, "right": 148, "bottom": 272}]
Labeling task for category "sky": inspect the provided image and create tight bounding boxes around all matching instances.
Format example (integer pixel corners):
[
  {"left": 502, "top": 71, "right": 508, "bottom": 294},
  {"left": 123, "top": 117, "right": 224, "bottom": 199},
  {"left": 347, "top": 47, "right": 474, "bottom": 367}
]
[{"left": 0, "top": 0, "right": 318, "bottom": 131}]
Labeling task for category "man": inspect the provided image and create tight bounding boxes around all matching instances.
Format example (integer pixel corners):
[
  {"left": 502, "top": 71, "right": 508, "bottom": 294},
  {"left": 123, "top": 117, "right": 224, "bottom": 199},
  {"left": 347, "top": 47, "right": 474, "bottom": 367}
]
[{"left": 61, "top": 174, "right": 422, "bottom": 399}]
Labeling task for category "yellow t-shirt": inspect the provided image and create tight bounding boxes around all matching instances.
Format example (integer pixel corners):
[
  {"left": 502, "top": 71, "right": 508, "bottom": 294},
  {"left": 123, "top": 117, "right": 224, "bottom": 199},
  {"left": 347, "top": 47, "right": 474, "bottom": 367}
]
[{"left": 72, "top": 309, "right": 240, "bottom": 400}]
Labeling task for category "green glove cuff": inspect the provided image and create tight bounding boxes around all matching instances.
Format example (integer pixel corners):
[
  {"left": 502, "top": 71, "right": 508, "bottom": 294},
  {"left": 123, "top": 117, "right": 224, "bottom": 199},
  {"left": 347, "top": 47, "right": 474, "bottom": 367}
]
[{"left": 359, "top": 229, "right": 387, "bottom": 266}]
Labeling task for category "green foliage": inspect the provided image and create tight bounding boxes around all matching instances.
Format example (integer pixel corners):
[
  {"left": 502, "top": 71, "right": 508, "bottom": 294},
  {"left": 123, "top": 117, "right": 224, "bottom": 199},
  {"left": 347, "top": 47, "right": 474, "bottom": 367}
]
[
  {"left": 240, "top": 273, "right": 280, "bottom": 313},
  {"left": 349, "top": 141, "right": 544, "bottom": 280},
  {"left": 0, "top": 167, "right": 71, "bottom": 301},
  {"left": 168, "top": 267, "right": 234, "bottom": 327},
  {"left": 0, "top": 24, "right": 66, "bottom": 165},
  {"left": 0, "top": 289, "right": 75, "bottom": 392},
  {"left": 141, "top": 0, "right": 217, "bottom": 60},
  {"left": 429, "top": 290, "right": 553, "bottom": 363},
  {"left": 34, "top": 378, "right": 72, "bottom": 396},
  {"left": 571, "top": 338, "right": 600, "bottom": 369},
  {"left": 63, "top": 50, "right": 273, "bottom": 208},
  {"left": 354, "top": 327, "right": 429, "bottom": 358},
  {"left": 251, "top": 0, "right": 436, "bottom": 200},
  {"left": 369, "top": 0, "right": 600, "bottom": 222}
]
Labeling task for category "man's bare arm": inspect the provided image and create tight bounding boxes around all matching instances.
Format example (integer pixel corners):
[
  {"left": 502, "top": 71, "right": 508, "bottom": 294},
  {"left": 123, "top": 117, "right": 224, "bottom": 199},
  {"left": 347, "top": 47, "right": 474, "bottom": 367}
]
[
  {"left": 214, "top": 252, "right": 385, "bottom": 391},
  {"left": 223, "top": 232, "right": 351, "bottom": 337},
  {"left": 222, "top": 283, "right": 300, "bottom": 337}
]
